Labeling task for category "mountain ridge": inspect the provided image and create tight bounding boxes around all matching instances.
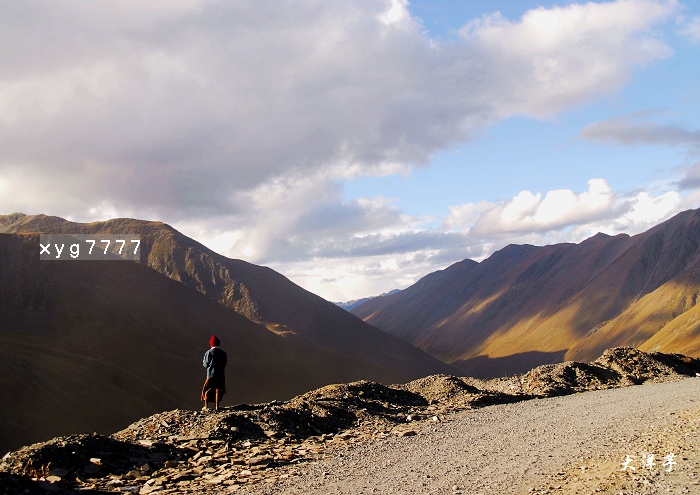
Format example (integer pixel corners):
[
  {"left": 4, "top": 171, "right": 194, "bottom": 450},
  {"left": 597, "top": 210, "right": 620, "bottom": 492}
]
[
  {"left": 0, "top": 214, "right": 454, "bottom": 455},
  {"left": 1, "top": 232, "right": 411, "bottom": 455},
  {"left": 353, "top": 208, "right": 700, "bottom": 377},
  {"left": 0, "top": 212, "right": 454, "bottom": 379}
]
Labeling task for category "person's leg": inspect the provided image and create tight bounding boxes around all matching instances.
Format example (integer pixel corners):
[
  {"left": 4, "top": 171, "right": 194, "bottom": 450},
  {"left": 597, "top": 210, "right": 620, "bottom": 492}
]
[
  {"left": 215, "top": 389, "right": 220, "bottom": 411},
  {"left": 201, "top": 379, "right": 210, "bottom": 410}
]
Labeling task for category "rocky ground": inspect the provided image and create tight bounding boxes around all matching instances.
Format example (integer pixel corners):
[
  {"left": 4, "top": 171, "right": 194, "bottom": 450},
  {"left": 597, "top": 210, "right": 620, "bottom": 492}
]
[{"left": 2, "top": 347, "right": 700, "bottom": 495}]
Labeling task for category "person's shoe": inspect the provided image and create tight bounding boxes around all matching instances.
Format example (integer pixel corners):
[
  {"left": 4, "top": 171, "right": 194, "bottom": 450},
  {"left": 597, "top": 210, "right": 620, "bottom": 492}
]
[{"left": 201, "top": 405, "right": 208, "bottom": 411}]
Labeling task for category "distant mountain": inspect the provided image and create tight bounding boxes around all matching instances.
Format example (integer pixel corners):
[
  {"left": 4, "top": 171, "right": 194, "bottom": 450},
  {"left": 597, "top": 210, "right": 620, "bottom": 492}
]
[
  {"left": 335, "top": 289, "right": 402, "bottom": 312},
  {"left": 0, "top": 214, "right": 454, "bottom": 454},
  {"left": 352, "top": 209, "right": 700, "bottom": 378}
]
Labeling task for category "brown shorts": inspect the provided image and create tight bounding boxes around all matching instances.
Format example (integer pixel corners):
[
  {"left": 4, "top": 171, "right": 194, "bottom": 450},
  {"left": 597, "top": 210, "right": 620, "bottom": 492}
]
[{"left": 201, "top": 375, "right": 226, "bottom": 403}]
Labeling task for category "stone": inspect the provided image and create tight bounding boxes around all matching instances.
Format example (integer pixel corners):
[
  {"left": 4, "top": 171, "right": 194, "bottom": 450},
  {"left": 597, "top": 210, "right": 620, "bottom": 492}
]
[
  {"left": 83, "top": 463, "right": 101, "bottom": 475},
  {"left": 195, "top": 455, "right": 213, "bottom": 465},
  {"left": 206, "top": 472, "right": 234, "bottom": 484},
  {"left": 396, "top": 430, "right": 417, "bottom": 437},
  {"left": 126, "top": 469, "right": 143, "bottom": 480},
  {"left": 247, "top": 454, "right": 273, "bottom": 466},
  {"left": 48, "top": 467, "right": 70, "bottom": 477},
  {"left": 140, "top": 485, "right": 163, "bottom": 494}
]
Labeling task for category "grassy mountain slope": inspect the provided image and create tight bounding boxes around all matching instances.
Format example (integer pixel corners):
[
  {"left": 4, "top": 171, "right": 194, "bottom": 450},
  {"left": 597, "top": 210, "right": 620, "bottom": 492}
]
[{"left": 353, "top": 209, "right": 700, "bottom": 377}]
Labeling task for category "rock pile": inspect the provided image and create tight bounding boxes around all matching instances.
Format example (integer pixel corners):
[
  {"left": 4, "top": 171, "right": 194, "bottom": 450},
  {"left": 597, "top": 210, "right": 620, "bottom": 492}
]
[{"left": 2, "top": 347, "right": 699, "bottom": 494}]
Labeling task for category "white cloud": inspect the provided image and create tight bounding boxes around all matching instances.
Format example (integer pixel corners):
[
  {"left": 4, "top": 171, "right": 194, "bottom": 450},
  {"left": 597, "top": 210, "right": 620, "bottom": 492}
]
[
  {"left": 379, "top": 0, "right": 412, "bottom": 26},
  {"left": 445, "top": 201, "right": 494, "bottom": 231},
  {"left": 0, "top": 0, "right": 688, "bottom": 300},
  {"left": 0, "top": 0, "right": 678, "bottom": 223},
  {"left": 459, "top": 0, "right": 676, "bottom": 117},
  {"left": 176, "top": 175, "right": 692, "bottom": 301},
  {"left": 678, "top": 16, "right": 700, "bottom": 42},
  {"left": 466, "top": 178, "right": 688, "bottom": 246},
  {"left": 464, "top": 179, "right": 615, "bottom": 238}
]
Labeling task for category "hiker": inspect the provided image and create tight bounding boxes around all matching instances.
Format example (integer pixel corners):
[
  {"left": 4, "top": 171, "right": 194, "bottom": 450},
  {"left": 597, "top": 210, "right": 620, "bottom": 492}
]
[{"left": 201, "top": 334, "right": 228, "bottom": 411}]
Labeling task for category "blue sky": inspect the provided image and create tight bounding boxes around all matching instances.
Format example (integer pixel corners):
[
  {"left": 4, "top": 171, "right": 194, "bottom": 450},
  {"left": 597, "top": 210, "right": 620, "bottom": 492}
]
[{"left": 1, "top": 0, "right": 699, "bottom": 301}]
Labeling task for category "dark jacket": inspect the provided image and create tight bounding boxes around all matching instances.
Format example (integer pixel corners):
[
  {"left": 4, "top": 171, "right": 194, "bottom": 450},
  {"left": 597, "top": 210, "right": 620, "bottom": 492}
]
[{"left": 203, "top": 347, "right": 227, "bottom": 379}]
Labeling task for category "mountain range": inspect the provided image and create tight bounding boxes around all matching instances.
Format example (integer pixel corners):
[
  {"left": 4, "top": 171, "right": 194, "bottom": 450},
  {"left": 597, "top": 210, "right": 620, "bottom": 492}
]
[
  {"left": 352, "top": 209, "right": 700, "bottom": 378},
  {"left": 334, "top": 290, "right": 402, "bottom": 312},
  {"left": 5, "top": 207, "right": 700, "bottom": 455},
  {"left": 0, "top": 213, "right": 452, "bottom": 455}
]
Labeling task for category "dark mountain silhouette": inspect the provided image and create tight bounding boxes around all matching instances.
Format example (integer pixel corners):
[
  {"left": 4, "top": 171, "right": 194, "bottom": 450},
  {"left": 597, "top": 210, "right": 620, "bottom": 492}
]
[
  {"left": 353, "top": 209, "right": 700, "bottom": 378},
  {"left": 0, "top": 215, "right": 453, "bottom": 455}
]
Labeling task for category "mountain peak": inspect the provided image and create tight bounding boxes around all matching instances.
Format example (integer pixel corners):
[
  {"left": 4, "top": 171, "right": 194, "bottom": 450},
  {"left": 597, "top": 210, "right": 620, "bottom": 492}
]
[
  {"left": 0, "top": 213, "right": 455, "bottom": 454},
  {"left": 353, "top": 208, "right": 700, "bottom": 377}
]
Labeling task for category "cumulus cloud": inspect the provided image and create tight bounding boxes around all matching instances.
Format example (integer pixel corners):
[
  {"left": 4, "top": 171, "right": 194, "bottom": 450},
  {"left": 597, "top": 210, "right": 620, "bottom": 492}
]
[
  {"left": 0, "top": 0, "right": 687, "bottom": 299},
  {"left": 444, "top": 178, "right": 684, "bottom": 255},
  {"left": 458, "top": 0, "right": 675, "bottom": 117},
  {"left": 678, "top": 16, "right": 700, "bottom": 42},
  {"left": 463, "top": 179, "right": 615, "bottom": 238},
  {"left": 0, "top": 0, "right": 678, "bottom": 221},
  {"left": 267, "top": 177, "right": 686, "bottom": 301}
]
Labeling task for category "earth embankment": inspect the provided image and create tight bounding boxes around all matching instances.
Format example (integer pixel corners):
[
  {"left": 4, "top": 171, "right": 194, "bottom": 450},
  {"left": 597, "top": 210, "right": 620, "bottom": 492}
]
[{"left": 249, "top": 378, "right": 700, "bottom": 495}]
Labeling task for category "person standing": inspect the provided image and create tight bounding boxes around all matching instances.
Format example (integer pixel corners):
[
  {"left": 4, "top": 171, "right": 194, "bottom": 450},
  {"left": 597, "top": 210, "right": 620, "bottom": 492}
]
[{"left": 201, "top": 334, "right": 227, "bottom": 411}]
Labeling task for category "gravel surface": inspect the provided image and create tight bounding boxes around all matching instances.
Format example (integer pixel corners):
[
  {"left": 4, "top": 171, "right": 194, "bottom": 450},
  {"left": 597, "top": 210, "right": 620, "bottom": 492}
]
[
  {"left": 246, "top": 377, "right": 700, "bottom": 495},
  {"left": 3, "top": 349, "right": 698, "bottom": 494}
]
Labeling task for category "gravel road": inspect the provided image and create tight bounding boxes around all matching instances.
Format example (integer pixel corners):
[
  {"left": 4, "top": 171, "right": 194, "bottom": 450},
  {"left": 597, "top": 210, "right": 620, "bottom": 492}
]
[{"left": 246, "top": 377, "right": 700, "bottom": 495}]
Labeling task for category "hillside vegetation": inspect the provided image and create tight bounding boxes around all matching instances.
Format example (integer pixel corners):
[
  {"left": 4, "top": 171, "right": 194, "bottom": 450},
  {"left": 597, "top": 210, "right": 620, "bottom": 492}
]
[{"left": 353, "top": 209, "right": 700, "bottom": 377}]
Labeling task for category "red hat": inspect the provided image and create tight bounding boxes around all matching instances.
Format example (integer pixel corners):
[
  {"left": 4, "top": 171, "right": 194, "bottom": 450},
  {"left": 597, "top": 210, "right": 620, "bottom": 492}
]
[{"left": 210, "top": 334, "right": 220, "bottom": 347}]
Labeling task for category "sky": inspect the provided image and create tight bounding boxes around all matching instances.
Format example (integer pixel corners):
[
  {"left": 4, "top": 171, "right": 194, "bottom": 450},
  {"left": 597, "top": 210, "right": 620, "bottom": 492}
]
[{"left": 1, "top": 0, "right": 700, "bottom": 302}]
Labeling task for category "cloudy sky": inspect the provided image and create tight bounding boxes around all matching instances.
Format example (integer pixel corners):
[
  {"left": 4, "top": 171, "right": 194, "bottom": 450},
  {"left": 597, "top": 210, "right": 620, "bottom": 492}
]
[{"left": 2, "top": 0, "right": 699, "bottom": 301}]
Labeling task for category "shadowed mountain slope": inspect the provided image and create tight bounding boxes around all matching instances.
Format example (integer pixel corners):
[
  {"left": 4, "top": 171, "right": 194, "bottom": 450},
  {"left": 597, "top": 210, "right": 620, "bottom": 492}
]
[
  {"left": 0, "top": 213, "right": 453, "bottom": 382},
  {"left": 353, "top": 209, "right": 700, "bottom": 378},
  {"left": 0, "top": 224, "right": 452, "bottom": 455}
]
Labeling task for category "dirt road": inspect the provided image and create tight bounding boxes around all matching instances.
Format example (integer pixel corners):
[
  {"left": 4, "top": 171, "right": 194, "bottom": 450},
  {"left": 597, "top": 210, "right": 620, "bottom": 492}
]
[{"left": 247, "top": 377, "right": 700, "bottom": 495}]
